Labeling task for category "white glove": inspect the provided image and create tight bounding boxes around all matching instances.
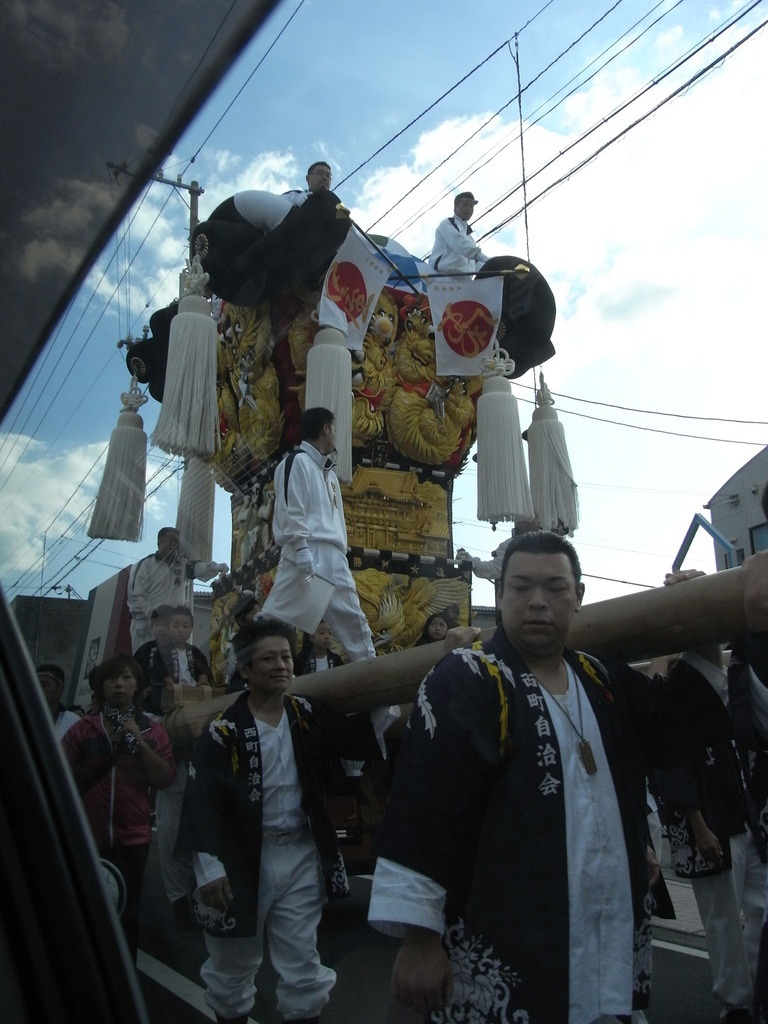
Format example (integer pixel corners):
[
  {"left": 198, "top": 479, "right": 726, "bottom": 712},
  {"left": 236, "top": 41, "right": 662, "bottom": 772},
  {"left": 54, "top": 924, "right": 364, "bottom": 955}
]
[
  {"left": 296, "top": 547, "right": 314, "bottom": 578},
  {"left": 340, "top": 758, "right": 364, "bottom": 778}
]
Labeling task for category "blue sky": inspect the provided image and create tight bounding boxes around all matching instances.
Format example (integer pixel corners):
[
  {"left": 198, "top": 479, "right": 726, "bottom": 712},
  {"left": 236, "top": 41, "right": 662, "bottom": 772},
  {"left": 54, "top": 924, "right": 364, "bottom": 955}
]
[{"left": 2, "top": 0, "right": 767, "bottom": 611}]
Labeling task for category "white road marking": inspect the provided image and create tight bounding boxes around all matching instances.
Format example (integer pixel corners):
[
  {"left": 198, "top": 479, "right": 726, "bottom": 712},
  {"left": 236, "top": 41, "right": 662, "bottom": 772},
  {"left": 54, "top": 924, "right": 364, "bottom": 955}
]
[
  {"left": 137, "top": 951, "right": 263, "bottom": 1022},
  {"left": 136, "top": 931, "right": 707, "bottom": 1024},
  {"left": 652, "top": 938, "right": 709, "bottom": 959}
]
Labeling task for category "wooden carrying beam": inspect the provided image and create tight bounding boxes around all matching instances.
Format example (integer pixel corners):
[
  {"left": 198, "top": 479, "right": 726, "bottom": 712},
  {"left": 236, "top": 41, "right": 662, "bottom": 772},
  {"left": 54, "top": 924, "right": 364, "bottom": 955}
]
[{"left": 165, "top": 568, "right": 746, "bottom": 744}]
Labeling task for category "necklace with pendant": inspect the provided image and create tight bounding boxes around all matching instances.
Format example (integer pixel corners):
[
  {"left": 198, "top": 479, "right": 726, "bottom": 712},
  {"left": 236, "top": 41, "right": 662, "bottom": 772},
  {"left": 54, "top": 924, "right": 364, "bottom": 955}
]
[{"left": 541, "top": 670, "right": 598, "bottom": 775}]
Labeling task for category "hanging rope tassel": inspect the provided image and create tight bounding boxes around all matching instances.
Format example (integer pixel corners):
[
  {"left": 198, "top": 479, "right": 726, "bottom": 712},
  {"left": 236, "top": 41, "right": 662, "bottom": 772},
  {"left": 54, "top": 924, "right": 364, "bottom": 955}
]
[
  {"left": 526, "top": 374, "right": 579, "bottom": 535},
  {"left": 153, "top": 255, "right": 218, "bottom": 458},
  {"left": 176, "top": 456, "right": 215, "bottom": 562},
  {"left": 305, "top": 326, "right": 353, "bottom": 483},
  {"left": 476, "top": 346, "right": 533, "bottom": 527},
  {"left": 88, "top": 377, "right": 148, "bottom": 541}
]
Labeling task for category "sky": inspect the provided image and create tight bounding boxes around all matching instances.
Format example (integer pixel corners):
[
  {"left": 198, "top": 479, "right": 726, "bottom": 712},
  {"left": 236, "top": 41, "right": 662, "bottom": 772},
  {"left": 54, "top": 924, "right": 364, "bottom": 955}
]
[{"left": 1, "top": 0, "right": 767, "bottom": 615}]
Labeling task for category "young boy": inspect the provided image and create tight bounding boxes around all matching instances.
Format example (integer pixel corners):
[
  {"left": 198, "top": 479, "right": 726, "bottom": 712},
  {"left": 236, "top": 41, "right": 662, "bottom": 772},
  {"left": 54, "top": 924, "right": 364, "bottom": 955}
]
[
  {"left": 133, "top": 604, "right": 173, "bottom": 709},
  {"left": 150, "top": 604, "right": 211, "bottom": 711},
  {"left": 298, "top": 619, "right": 345, "bottom": 675},
  {"left": 176, "top": 617, "right": 397, "bottom": 1024}
]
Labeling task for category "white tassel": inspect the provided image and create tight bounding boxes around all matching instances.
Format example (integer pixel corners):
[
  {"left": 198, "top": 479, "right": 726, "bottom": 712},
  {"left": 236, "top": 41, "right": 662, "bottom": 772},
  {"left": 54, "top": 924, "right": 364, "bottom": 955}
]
[
  {"left": 88, "top": 378, "right": 148, "bottom": 541},
  {"left": 176, "top": 456, "right": 215, "bottom": 561},
  {"left": 305, "top": 326, "right": 353, "bottom": 483},
  {"left": 527, "top": 375, "right": 579, "bottom": 535},
  {"left": 153, "top": 256, "right": 218, "bottom": 459},
  {"left": 476, "top": 345, "right": 533, "bottom": 527}
]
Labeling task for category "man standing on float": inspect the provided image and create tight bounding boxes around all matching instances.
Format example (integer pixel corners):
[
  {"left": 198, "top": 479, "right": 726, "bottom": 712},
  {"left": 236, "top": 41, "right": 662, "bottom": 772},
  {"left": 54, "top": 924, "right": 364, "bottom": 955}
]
[{"left": 262, "top": 407, "right": 375, "bottom": 664}]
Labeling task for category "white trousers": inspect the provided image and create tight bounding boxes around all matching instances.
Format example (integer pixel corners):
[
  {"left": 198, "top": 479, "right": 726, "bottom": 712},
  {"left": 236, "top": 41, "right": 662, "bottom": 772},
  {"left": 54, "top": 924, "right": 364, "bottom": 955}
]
[
  {"left": 265, "top": 543, "right": 375, "bottom": 663},
  {"left": 692, "top": 830, "right": 766, "bottom": 1013},
  {"left": 201, "top": 834, "right": 336, "bottom": 1021},
  {"left": 315, "top": 545, "right": 376, "bottom": 663},
  {"left": 155, "top": 761, "right": 195, "bottom": 903}
]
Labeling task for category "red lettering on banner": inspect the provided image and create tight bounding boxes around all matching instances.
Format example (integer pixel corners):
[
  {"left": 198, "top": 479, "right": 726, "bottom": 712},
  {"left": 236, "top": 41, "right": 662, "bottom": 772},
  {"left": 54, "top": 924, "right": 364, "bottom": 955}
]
[
  {"left": 326, "top": 261, "right": 369, "bottom": 325},
  {"left": 438, "top": 301, "right": 495, "bottom": 358}
]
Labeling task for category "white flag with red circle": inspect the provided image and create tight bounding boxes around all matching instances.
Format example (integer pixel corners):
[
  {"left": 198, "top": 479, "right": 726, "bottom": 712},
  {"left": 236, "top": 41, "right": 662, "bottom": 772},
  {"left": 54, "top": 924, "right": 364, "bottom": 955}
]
[
  {"left": 427, "top": 275, "right": 503, "bottom": 376},
  {"left": 318, "top": 227, "right": 391, "bottom": 350}
]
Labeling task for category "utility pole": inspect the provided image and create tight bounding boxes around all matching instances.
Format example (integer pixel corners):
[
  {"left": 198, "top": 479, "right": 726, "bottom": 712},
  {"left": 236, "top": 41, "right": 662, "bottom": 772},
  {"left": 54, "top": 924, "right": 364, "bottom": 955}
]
[
  {"left": 107, "top": 162, "right": 204, "bottom": 257},
  {"left": 153, "top": 169, "right": 204, "bottom": 257}
]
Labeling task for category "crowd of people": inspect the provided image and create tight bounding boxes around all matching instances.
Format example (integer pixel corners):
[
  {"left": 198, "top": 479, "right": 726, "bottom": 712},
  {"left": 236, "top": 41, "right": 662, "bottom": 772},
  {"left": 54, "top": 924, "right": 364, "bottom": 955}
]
[
  {"left": 34, "top": 174, "right": 768, "bottom": 1023},
  {"left": 41, "top": 506, "right": 768, "bottom": 1023}
]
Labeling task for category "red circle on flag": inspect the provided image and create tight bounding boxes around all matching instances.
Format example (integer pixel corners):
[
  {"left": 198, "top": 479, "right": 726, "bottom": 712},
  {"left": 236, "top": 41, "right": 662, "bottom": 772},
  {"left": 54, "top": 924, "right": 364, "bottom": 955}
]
[
  {"left": 439, "top": 300, "right": 495, "bottom": 358},
  {"left": 327, "top": 261, "right": 368, "bottom": 323}
]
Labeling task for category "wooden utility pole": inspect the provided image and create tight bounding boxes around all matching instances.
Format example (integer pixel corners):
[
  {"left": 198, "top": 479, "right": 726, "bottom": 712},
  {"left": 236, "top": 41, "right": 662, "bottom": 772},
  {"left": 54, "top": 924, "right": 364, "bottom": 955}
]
[{"left": 107, "top": 163, "right": 204, "bottom": 257}]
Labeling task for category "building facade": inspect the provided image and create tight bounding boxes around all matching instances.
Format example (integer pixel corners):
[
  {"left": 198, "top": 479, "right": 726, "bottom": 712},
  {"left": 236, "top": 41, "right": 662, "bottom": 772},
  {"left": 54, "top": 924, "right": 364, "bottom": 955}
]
[{"left": 706, "top": 447, "right": 768, "bottom": 570}]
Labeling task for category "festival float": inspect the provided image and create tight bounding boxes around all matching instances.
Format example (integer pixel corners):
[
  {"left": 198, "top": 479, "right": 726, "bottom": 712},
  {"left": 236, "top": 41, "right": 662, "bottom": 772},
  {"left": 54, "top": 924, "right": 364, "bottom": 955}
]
[
  {"left": 120, "top": 187, "right": 559, "bottom": 676},
  {"left": 91, "top": 184, "right": 559, "bottom": 859},
  {"left": 97, "top": 185, "right": 744, "bottom": 864}
]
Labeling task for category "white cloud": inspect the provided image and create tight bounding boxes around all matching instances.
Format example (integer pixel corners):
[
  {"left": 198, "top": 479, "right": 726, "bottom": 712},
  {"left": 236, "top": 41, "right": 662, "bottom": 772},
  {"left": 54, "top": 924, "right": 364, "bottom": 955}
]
[
  {"left": 193, "top": 150, "right": 305, "bottom": 214},
  {"left": 0, "top": 434, "right": 103, "bottom": 581},
  {"left": 0, "top": 430, "right": 231, "bottom": 597}
]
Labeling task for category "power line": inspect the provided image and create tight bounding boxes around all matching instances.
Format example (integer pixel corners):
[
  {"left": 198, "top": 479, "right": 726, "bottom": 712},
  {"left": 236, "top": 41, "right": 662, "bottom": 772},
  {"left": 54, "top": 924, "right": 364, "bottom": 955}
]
[
  {"left": 514, "top": 390, "right": 767, "bottom": 446},
  {"left": 336, "top": 40, "right": 516, "bottom": 190},
  {"left": 369, "top": 0, "right": 681, "bottom": 239},
  {"left": 185, "top": 0, "right": 310, "bottom": 168},
  {"left": 447, "top": 386, "right": 767, "bottom": 450},
  {"left": 338, "top": 0, "right": 561, "bottom": 192},
  {"left": 0, "top": 1, "right": 311, "bottom": 503},
  {"left": 476, "top": 2, "right": 767, "bottom": 241},
  {"left": 0, "top": 183, "right": 167, "bottom": 486},
  {"left": 471, "top": 0, "right": 681, "bottom": 225},
  {"left": 0, "top": 181, "right": 156, "bottom": 462},
  {"left": 553, "top": 406, "right": 767, "bottom": 446},
  {"left": 543, "top": 388, "right": 768, "bottom": 426},
  {"left": 5, "top": 451, "right": 182, "bottom": 597},
  {"left": 34, "top": 461, "right": 184, "bottom": 599},
  {"left": 0, "top": 194, "right": 187, "bottom": 519},
  {"left": 6, "top": 1, "right": 744, "bottom": 487},
  {"left": 377, "top": 0, "right": 760, "bottom": 256}
]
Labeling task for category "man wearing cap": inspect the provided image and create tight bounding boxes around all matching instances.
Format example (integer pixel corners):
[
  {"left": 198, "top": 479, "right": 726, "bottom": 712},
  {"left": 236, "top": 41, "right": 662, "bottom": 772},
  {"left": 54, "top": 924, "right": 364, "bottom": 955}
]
[
  {"left": 429, "top": 192, "right": 488, "bottom": 275},
  {"left": 37, "top": 663, "right": 80, "bottom": 739}
]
